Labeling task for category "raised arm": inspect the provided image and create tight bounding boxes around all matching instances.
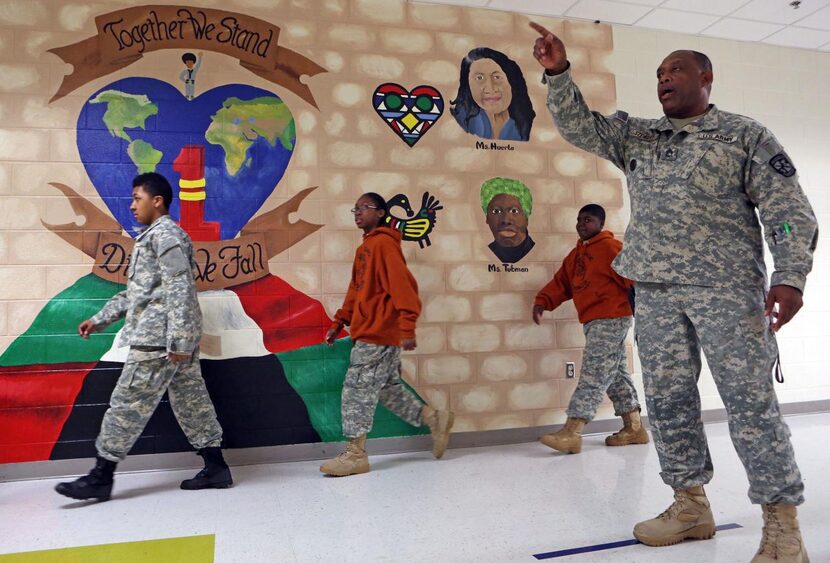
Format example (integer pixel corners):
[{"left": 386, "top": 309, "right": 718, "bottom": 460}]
[{"left": 530, "top": 22, "right": 627, "bottom": 170}]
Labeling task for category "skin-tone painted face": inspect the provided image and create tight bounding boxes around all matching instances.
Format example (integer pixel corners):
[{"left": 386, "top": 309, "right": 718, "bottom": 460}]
[
  {"left": 656, "top": 50, "right": 712, "bottom": 118},
  {"left": 469, "top": 58, "right": 513, "bottom": 119},
  {"left": 576, "top": 211, "right": 603, "bottom": 241},
  {"left": 486, "top": 193, "right": 528, "bottom": 248},
  {"left": 352, "top": 195, "right": 386, "bottom": 234},
  {"left": 130, "top": 185, "right": 165, "bottom": 226}
]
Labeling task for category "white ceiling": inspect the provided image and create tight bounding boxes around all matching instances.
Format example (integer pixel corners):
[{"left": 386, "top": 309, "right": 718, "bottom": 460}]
[{"left": 411, "top": 0, "right": 830, "bottom": 52}]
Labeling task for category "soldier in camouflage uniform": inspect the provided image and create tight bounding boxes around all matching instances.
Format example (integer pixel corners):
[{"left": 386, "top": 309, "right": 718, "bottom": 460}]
[
  {"left": 56, "top": 173, "right": 232, "bottom": 502},
  {"left": 320, "top": 192, "right": 454, "bottom": 477},
  {"left": 531, "top": 22, "right": 817, "bottom": 562}
]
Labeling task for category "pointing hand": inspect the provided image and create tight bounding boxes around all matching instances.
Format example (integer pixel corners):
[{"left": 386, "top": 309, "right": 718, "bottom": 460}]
[{"left": 530, "top": 22, "right": 569, "bottom": 74}]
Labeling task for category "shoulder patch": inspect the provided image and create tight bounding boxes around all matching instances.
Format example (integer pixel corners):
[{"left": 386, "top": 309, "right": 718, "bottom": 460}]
[
  {"left": 769, "top": 153, "right": 796, "bottom": 177},
  {"left": 756, "top": 139, "right": 781, "bottom": 163},
  {"left": 155, "top": 233, "right": 183, "bottom": 256},
  {"left": 613, "top": 110, "right": 629, "bottom": 123},
  {"left": 159, "top": 245, "right": 189, "bottom": 276}
]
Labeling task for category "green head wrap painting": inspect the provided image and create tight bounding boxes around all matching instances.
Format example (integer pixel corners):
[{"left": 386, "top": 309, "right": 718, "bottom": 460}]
[
  {"left": 480, "top": 177, "right": 532, "bottom": 216},
  {"left": 480, "top": 176, "right": 535, "bottom": 264}
]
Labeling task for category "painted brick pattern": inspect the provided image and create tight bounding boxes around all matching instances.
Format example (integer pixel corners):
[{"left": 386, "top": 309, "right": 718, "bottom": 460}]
[{"left": 2, "top": 0, "right": 825, "bottom": 441}]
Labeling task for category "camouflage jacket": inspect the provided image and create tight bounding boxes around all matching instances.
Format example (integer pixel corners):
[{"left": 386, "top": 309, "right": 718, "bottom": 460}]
[
  {"left": 544, "top": 69, "right": 818, "bottom": 292},
  {"left": 91, "top": 214, "right": 202, "bottom": 352}
]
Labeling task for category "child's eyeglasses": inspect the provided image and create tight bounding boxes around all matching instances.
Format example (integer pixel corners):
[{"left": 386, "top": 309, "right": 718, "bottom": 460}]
[{"left": 350, "top": 205, "right": 378, "bottom": 214}]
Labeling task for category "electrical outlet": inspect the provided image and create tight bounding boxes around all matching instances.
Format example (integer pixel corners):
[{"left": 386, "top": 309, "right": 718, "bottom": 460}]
[{"left": 566, "top": 362, "right": 575, "bottom": 378}]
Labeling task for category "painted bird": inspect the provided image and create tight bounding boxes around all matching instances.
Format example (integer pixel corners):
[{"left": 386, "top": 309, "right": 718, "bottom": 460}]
[{"left": 384, "top": 191, "right": 443, "bottom": 248}]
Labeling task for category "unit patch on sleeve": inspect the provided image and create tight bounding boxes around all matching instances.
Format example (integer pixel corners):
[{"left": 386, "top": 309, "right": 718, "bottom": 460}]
[{"left": 769, "top": 153, "right": 796, "bottom": 177}]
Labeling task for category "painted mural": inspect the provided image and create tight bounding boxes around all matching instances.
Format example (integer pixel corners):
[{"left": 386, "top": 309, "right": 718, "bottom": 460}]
[
  {"left": 481, "top": 177, "right": 535, "bottom": 265},
  {"left": 0, "top": 4, "right": 433, "bottom": 465},
  {"left": 383, "top": 192, "right": 443, "bottom": 248},
  {"left": 0, "top": 0, "right": 629, "bottom": 464},
  {"left": 450, "top": 48, "right": 536, "bottom": 143},
  {"left": 372, "top": 83, "right": 444, "bottom": 147}
]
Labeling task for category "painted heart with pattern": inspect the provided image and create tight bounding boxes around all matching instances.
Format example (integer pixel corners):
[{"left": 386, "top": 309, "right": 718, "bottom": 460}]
[
  {"left": 372, "top": 83, "right": 444, "bottom": 147},
  {"left": 77, "top": 77, "right": 296, "bottom": 240}
]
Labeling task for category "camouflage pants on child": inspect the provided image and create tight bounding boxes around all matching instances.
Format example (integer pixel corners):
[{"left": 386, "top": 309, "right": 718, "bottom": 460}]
[
  {"left": 341, "top": 341, "right": 423, "bottom": 438},
  {"left": 96, "top": 347, "right": 223, "bottom": 462},
  {"left": 566, "top": 316, "right": 641, "bottom": 421}
]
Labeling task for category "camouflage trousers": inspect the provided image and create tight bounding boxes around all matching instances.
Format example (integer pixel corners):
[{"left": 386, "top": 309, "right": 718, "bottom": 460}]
[
  {"left": 635, "top": 282, "right": 804, "bottom": 505},
  {"left": 566, "top": 316, "right": 641, "bottom": 421},
  {"left": 341, "top": 341, "right": 423, "bottom": 438},
  {"left": 96, "top": 347, "right": 223, "bottom": 462}
]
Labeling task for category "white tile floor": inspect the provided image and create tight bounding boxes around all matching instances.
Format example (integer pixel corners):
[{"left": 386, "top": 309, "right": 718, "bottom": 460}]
[{"left": 1, "top": 413, "right": 828, "bottom": 562}]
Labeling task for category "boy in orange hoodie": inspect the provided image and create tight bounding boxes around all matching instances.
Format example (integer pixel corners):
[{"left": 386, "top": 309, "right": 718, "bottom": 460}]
[
  {"left": 533, "top": 204, "right": 648, "bottom": 454},
  {"left": 320, "top": 192, "right": 454, "bottom": 477}
]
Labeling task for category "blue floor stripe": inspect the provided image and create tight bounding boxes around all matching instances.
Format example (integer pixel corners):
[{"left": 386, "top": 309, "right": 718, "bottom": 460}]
[{"left": 533, "top": 523, "right": 743, "bottom": 560}]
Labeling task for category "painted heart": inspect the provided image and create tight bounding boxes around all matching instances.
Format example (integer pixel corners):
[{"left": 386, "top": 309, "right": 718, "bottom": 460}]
[
  {"left": 77, "top": 78, "right": 296, "bottom": 240},
  {"left": 372, "top": 83, "right": 444, "bottom": 147}
]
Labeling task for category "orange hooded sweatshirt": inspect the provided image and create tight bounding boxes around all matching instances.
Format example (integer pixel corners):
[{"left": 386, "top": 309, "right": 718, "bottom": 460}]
[
  {"left": 332, "top": 226, "right": 421, "bottom": 346},
  {"left": 534, "top": 230, "right": 633, "bottom": 324}
]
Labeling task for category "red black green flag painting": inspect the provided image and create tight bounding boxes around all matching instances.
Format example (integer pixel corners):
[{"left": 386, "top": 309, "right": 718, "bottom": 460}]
[{"left": 0, "top": 273, "right": 426, "bottom": 464}]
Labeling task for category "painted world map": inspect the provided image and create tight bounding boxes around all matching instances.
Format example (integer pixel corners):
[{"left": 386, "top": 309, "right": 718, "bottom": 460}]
[
  {"left": 90, "top": 90, "right": 294, "bottom": 178},
  {"left": 78, "top": 78, "right": 296, "bottom": 239}
]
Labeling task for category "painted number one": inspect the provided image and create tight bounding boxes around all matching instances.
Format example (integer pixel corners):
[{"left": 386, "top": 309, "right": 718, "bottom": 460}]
[{"left": 173, "top": 145, "right": 221, "bottom": 241}]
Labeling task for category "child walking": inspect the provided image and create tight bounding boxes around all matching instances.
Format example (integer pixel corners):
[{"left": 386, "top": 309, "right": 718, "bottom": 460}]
[
  {"left": 533, "top": 204, "right": 648, "bottom": 454},
  {"left": 321, "top": 192, "right": 454, "bottom": 477},
  {"left": 55, "top": 173, "right": 232, "bottom": 501}
]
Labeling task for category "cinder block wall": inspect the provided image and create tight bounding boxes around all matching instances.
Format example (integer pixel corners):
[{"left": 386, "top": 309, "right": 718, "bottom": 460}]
[{"left": 0, "top": 0, "right": 826, "bottom": 466}]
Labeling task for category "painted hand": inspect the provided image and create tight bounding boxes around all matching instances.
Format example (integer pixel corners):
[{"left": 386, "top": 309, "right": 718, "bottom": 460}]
[{"left": 401, "top": 338, "right": 417, "bottom": 351}]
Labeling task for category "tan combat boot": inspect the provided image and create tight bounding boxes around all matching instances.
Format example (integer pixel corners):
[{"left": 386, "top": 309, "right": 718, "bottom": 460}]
[
  {"left": 540, "top": 417, "right": 587, "bottom": 454},
  {"left": 320, "top": 435, "right": 369, "bottom": 477},
  {"left": 751, "top": 503, "right": 810, "bottom": 562},
  {"left": 605, "top": 409, "right": 650, "bottom": 446},
  {"left": 421, "top": 405, "right": 454, "bottom": 459},
  {"left": 633, "top": 486, "right": 716, "bottom": 546}
]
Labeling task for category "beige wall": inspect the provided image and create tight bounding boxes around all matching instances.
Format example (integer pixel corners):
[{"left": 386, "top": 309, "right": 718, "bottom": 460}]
[{"left": 0, "top": 0, "right": 826, "bottom": 439}]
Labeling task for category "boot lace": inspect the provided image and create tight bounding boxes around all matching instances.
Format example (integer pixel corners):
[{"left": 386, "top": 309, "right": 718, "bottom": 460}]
[
  {"left": 657, "top": 492, "right": 696, "bottom": 521},
  {"left": 335, "top": 449, "right": 353, "bottom": 461},
  {"left": 343, "top": 440, "right": 364, "bottom": 457},
  {"left": 757, "top": 506, "right": 786, "bottom": 557}
]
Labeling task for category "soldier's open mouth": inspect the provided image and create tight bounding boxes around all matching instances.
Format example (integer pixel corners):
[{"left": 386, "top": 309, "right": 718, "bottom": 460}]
[{"left": 659, "top": 89, "right": 675, "bottom": 101}]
